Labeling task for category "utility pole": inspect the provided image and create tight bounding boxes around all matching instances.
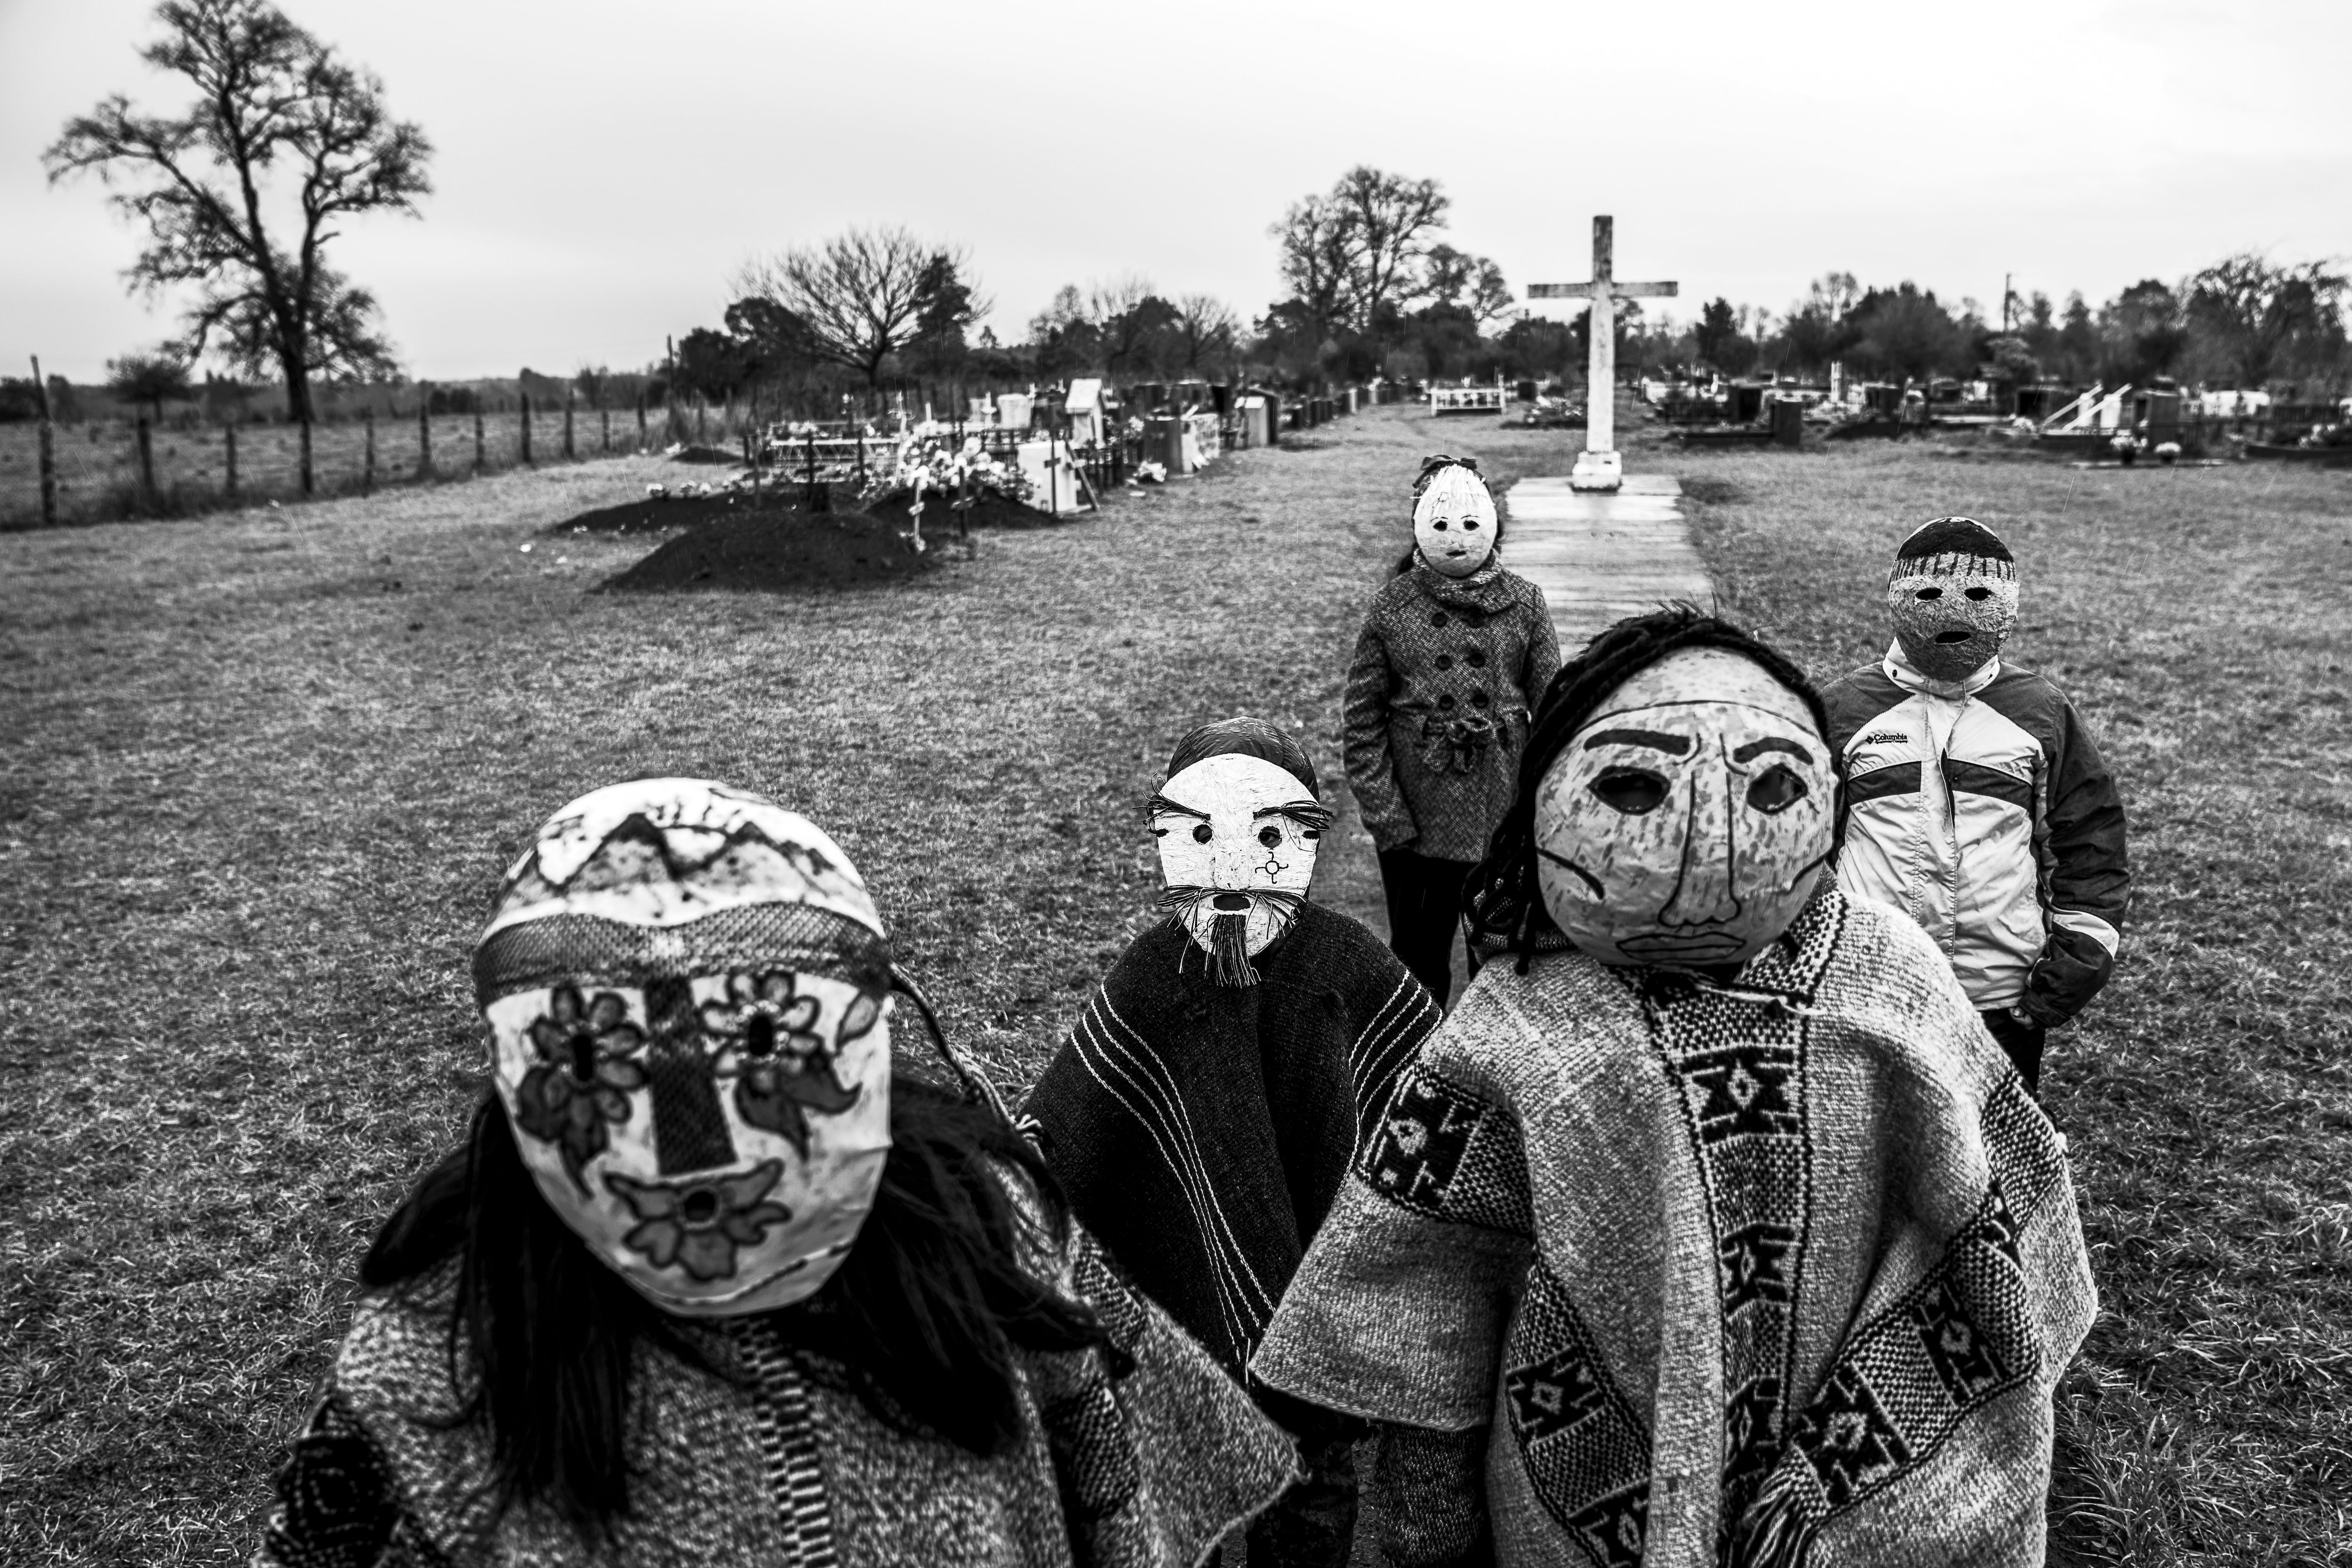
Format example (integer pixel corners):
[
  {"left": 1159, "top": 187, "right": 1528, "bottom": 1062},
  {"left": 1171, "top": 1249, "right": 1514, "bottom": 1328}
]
[{"left": 2002, "top": 273, "right": 2013, "bottom": 336}]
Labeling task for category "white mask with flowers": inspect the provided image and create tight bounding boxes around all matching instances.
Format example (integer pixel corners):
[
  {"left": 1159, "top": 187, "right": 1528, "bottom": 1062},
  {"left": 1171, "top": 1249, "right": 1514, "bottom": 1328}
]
[{"left": 474, "top": 779, "right": 895, "bottom": 1317}]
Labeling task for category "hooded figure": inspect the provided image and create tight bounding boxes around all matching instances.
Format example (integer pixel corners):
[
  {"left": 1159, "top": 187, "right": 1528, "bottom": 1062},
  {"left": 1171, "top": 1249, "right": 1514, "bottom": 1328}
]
[
  {"left": 1252, "top": 608, "right": 2097, "bottom": 1568},
  {"left": 1024, "top": 718, "right": 1443, "bottom": 1568},
  {"left": 257, "top": 779, "right": 1296, "bottom": 1568},
  {"left": 1821, "top": 516, "right": 2130, "bottom": 1090},
  {"left": 1344, "top": 454, "right": 1562, "bottom": 1005}
]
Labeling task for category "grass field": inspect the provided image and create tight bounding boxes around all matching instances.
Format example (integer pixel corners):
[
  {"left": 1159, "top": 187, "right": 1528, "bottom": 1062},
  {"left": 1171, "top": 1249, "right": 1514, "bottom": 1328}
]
[{"left": 4, "top": 405, "right": 2348, "bottom": 1562}]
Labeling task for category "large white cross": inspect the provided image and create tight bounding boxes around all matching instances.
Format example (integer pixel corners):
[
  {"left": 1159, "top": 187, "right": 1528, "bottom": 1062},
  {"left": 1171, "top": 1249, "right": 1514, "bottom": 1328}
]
[{"left": 1528, "top": 215, "right": 1676, "bottom": 492}]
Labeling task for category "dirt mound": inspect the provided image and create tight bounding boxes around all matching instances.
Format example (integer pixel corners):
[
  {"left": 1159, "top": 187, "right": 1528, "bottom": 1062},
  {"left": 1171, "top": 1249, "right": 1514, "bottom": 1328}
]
[
  {"left": 598, "top": 509, "right": 940, "bottom": 594},
  {"left": 667, "top": 443, "right": 742, "bottom": 465},
  {"left": 552, "top": 492, "right": 814, "bottom": 537},
  {"left": 866, "top": 486, "right": 1069, "bottom": 530}
]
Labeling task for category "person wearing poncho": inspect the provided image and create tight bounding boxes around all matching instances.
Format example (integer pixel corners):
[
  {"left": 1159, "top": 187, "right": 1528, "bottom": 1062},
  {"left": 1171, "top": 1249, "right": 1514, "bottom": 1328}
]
[
  {"left": 1024, "top": 717, "right": 1444, "bottom": 1568},
  {"left": 255, "top": 779, "right": 1296, "bottom": 1568},
  {"left": 1252, "top": 610, "right": 2098, "bottom": 1568}
]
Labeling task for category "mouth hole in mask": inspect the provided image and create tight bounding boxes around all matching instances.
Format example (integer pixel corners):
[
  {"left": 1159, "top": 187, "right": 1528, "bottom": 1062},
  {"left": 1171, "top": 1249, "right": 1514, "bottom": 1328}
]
[
  {"left": 1914, "top": 586, "right": 1944, "bottom": 601},
  {"left": 1212, "top": 891, "right": 1251, "bottom": 911},
  {"left": 745, "top": 1013, "right": 777, "bottom": 1058},
  {"left": 680, "top": 1188, "right": 720, "bottom": 1227},
  {"left": 1963, "top": 586, "right": 1992, "bottom": 601},
  {"left": 1934, "top": 631, "right": 1973, "bottom": 643}
]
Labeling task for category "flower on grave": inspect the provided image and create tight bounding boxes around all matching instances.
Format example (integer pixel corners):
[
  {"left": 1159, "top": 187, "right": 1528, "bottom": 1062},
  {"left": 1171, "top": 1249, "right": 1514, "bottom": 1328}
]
[
  {"left": 700, "top": 970, "right": 870, "bottom": 1156},
  {"left": 2109, "top": 432, "right": 2142, "bottom": 452},
  {"left": 2154, "top": 441, "right": 2182, "bottom": 465},
  {"left": 605, "top": 1160, "right": 793, "bottom": 1282},
  {"left": 513, "top": 985, "right": 648, "bottom": 1190}
]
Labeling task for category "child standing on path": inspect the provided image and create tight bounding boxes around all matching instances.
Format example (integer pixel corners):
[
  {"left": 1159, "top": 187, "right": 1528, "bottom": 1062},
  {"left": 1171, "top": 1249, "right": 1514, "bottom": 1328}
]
[
  {"left": 1344, "top": 455, "right": 1560, "bottom": 1006},
  {"left": 1821, "top": 515, "right": 2130, "bottom": 1091}
]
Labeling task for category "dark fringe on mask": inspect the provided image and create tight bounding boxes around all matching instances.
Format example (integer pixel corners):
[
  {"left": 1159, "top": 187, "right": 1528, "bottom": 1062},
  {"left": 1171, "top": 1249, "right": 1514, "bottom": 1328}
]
[{"left": 1158, "top": 886, "right": 1307, "bottom": 987}]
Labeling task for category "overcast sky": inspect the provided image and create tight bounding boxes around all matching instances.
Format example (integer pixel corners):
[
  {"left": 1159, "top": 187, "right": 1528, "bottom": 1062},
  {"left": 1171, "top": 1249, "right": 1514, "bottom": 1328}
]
[{"left": 5, "top": 0, "right": 2348, "bottom": 381}]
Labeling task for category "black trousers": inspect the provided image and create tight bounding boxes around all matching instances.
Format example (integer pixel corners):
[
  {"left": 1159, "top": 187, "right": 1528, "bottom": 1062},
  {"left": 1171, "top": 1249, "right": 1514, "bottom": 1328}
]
[
  {"left": 1377, "top": 847, "right": 1477, "bottom": 1008},
  {"left": 1982, "top": 1008, "right": 2048, "bottom": 1093},
  {"left": 1212, "top": 1436, "right": 1357, "bottom": 1568}
]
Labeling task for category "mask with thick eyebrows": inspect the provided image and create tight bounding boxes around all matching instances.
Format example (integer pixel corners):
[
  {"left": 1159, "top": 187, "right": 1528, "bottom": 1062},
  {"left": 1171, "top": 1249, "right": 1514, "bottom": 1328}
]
[
  {"left": 1532, "top": 648, "right": 1836, "bottom": 969},
  {"left": 1150, "top": 753, "right": 1331, "bottom": 985}
]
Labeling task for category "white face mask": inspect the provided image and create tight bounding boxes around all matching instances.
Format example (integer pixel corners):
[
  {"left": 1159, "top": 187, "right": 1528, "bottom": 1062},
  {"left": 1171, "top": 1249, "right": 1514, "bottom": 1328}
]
[
  {"left": 475, "top": 780, "right": 895, "bottom": 1318},
  {"left": 1533, "top": 649, "right": 1836, "bottom": 970},
  {"left": 1149, "top": 753, "right": 1330, "bottom": 984},
  {"left": 1413, "top": 465, "right": 1498, "bottom": 578}
]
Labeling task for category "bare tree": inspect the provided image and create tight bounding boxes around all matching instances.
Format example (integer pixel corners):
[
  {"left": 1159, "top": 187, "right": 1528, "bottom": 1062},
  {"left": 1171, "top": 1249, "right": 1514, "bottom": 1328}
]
[
  {"left": 1085, "top": 276, "right": 1180, "bottom": 375},
  {"left": 1424, "top": 245, "right": 1514, "bottom": 325},
  {"left": 1173, "top": 295, "right": 1240, "bottom": 372},
  {"left": 1270, "top": 193, "right": 1358, "bottom": 340},
  {"left": 1329, "top": 166, "right": 1449, "bottom": 332},
  {"left": 46, "top": 0, "right": 431, "bottom": 422},
  {"left": 2185, "top": 253, "right": 2349, "bottom": 389},
  {"left": 736, "top": 228, "right": 980, "bottom": 387},
  {"left": 107, "top": 348, "right": 193, "bottom": 420}
]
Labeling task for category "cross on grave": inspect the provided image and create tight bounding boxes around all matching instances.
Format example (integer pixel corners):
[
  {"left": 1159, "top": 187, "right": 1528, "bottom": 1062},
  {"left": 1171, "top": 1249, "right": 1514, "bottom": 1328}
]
[{"left": 1528, "top": 215, "right": 1677, "bottom": 492}]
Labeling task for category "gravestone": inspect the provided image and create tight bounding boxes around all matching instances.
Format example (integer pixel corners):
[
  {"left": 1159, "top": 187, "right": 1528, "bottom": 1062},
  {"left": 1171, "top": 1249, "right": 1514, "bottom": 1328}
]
[{"left": 1528, "top": 215, "right": 1677, "bottom": 492}]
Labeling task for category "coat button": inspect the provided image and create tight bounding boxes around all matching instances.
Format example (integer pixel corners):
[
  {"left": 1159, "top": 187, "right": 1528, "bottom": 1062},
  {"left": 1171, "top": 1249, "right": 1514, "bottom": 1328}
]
[
  {"left": 1438, "top": 694, "right": 1457, "bottom": 710},
  {"left": 1470, "top": 689, "right": 1490, "bottom": 707},
  {"left": 1465, "top": 647, "right": 1488, "bottom": 668},
  {"left": 1434, "top": 654, "right": 1454, "bottom": 671},
  {"left": 1430, "top": 611, "right": 1449, "bottom": 628}
]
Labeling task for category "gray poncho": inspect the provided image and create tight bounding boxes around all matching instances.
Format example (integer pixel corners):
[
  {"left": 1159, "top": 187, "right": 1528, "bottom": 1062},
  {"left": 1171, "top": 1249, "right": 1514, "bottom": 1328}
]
[{"left": 1251, "top": 889, "right": 2096, "bottom": 1567}]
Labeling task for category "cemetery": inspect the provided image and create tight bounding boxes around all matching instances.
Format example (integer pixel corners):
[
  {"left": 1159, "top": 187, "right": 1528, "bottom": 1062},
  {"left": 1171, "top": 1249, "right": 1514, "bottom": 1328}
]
[{"left": 8, "top": 2, "right": 2352, "bottom": 1557}]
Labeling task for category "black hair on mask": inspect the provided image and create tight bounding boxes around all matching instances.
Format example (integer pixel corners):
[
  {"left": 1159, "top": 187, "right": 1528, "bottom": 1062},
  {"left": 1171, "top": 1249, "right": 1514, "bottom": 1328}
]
[
  {"left": 1164, "top": 715, "right": 1318, "bottom": 796},
  {"left": 1896, "top": 515, "right": 2011, "bottom": 564},
  {"left": 1462, "top": 603, "right": 1838, "bottom": 975}
]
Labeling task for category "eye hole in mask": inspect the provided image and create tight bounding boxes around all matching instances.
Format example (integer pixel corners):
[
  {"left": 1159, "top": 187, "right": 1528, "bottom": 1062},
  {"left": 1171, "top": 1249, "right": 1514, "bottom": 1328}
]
[
  {"left": 1963, "top": 586, "right": 1991, "bottom": 601},
  {"left": 1192, "top": 824, "right": 1212, "bottom": 843},
  {"left": 1746, "top": 765, "right": 1809, "bottom": 815},
  {"left": 1589, "top": 767, "right": 1669, "bottom": 816},
  {"left": 1915, "top": 586, "right": 1943, "bottom": 601},
  {"left": 1257, "top": 825, "right": 1282, "bottom": 847}
]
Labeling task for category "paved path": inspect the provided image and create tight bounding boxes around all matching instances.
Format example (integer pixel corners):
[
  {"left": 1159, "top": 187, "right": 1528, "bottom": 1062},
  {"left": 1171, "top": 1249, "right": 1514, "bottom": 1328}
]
[{"left": 1504, "top": 474, "right": 1712, "bottom": 645}]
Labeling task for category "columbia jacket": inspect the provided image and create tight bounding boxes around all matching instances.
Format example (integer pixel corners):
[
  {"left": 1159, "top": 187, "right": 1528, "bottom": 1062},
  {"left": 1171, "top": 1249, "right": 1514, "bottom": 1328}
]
[{"left": 1820, "top": 643, "right": 2128, "bottom": 1024}]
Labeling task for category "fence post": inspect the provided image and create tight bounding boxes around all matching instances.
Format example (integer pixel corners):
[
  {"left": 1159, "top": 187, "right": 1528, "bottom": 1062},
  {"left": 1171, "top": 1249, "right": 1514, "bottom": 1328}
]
[
  {"left": 225, "top": 423, "right": 238, "bottom": 501},
  {"left": 636, "top": 392, "right": 648, "bottom": 452},
  {"left": 32, "top": 355, "right": 57, "bottom": 527},
  {"left": 362, "top": 408, "right": 376, "bottom": 495},
  {"left": 418, "top": 392, "right": 432, "bottom": 480},
  {"left": 137, "top": 414, "right": 157, "bottom": 510},
  {"left": 519, "top": 393, "right": 534, "bottom": 466},
  {"left": 299, "top": 415, "right": 314, "bottom": 496},
  {"left": 473, "top": 406, "right": 485, "bottom": 474},
  {"left": 601, "top": 404, "right": 610, "bottom": 454},
  {"left": 564, "top": 387, "right": 576, "bottom": 460}
]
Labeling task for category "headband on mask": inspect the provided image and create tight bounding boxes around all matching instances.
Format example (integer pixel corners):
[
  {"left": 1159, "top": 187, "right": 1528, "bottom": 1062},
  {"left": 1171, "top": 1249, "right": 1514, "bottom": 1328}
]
[
  {"left": 474, "top": 780, "right": 895, "bottom": 1318},
  {"left": 1886, "top": 515, "right": 2018, "bottom": 681}
]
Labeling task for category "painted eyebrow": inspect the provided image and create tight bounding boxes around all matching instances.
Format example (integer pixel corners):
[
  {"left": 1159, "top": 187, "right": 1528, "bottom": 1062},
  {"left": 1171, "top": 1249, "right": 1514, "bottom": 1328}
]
[
  {"left": 1255, "top": 800, "right": 1337, "bottom": 830},
  {"left": 1732, "top": 737, "right": 1815, "bottom": 764},
  {"left": 1144, "top": 794, "right": 1210, "bottom": 822},
  {"left": 1581, "top": 728, "right": 1692, "bottom": 755}
]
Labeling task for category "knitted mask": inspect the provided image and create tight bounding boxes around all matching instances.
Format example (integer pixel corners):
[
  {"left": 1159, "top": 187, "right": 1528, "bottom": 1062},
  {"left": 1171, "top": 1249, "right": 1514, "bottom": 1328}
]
[
  {"left": 1886, "top": 515, "right": 2018, "bottom": 681},
  {"left": 1151, "top": 753, "right": 1332, "bottom": 985},
  {"left": 473, "top": 779, "right": 894, "bottom": 1318},
  {"left": 1533, "top": 648, "right": 1836, "bottom": 969},
  {"left": 1414, "top": 463, "right": 1498, "bottom": 578}
]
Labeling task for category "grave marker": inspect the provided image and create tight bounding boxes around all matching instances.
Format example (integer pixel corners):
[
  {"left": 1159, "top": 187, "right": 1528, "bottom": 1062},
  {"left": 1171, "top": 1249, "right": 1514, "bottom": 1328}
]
[{"left": 1528, "top": 215, "right": 1676, "bottom": 492}]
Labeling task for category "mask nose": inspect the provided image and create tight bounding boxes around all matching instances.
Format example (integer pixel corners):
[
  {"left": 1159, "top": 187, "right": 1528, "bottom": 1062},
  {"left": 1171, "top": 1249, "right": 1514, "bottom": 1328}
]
[
  {"left": 1212, "top": 892, "right": 1251, "bottom": 911},
  {"left": 1659, "top": 768, "right": 1742, "bottom": 930}
]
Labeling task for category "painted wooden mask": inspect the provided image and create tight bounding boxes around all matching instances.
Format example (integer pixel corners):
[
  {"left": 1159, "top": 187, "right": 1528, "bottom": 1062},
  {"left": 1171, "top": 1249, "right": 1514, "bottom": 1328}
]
[
  {"left": 1414, "top": 462, "right": 1498, "bottom": 578},
  {"left": 1150, "top": 752, "right": 1331, "bottom": 985},
  {"left": 1886, "top": 516, "right": 2018, "bottom": 681},
  {"left": 473, "top": 780, "right": 894, "bottom": 1317},
  {"left": 1533, "top": 649, "right": 1836, "bottom": 968}
]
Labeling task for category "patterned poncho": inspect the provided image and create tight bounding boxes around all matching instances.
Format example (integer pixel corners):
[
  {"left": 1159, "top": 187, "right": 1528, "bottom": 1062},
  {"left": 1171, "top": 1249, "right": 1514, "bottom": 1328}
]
[
  {"left": 1024, "top": 900, "right": 1441, "bottom": 1375},
  {"left": 1251, "top": 888, "right": 2097, "bottom": 1568}
]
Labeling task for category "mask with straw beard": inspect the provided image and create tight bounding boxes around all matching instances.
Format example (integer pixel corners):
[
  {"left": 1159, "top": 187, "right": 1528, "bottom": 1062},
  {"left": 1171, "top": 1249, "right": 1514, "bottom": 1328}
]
[{"left": 1148, "top": 753, "right": 1331, "bottom": 986}]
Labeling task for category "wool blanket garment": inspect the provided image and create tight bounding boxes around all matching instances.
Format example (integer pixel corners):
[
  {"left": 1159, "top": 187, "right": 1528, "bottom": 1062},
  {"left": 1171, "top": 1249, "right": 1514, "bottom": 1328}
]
[
  {"left": 1251, "top": 889, "right": 2097, "bottom": 1568},
  {"left": 256, "top": 1198, "right": 1297, "bottom": 1568},
  {"left": 1024, "top": 900, "right": 1442, "bottom": 1375}
]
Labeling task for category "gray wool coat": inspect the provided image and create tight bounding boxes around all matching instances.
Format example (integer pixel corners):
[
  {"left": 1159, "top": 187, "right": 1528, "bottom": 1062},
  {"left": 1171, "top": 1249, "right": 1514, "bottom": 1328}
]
[{"left": 1343, "top": 559, "right": 1560, "bottom": 863}]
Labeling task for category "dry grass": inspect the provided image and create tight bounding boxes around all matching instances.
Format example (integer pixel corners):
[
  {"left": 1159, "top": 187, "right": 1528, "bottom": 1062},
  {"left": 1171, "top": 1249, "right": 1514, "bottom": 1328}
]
[
  {"left": 1674, "top": 436, "right": 2352, "bottom": 1565},
  {"left": 5, "top": 408, "right": 2346, "bottom": 1562}
]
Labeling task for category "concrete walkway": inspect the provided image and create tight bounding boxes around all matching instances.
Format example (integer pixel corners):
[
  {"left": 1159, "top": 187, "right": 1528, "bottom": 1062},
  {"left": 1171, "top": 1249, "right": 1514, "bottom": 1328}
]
[{"left": 1504, "top": 474, "right": 1712, "bottom": 645}]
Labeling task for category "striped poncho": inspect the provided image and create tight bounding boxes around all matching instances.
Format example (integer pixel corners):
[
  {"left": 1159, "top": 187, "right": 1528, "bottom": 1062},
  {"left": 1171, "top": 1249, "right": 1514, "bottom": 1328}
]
[
  {"left": 1024, "top": 900, "right": 1441, "bottom": 1374},
  {"left": 1251, "top": 888, "right": 2098, "bottom": 1567}
]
